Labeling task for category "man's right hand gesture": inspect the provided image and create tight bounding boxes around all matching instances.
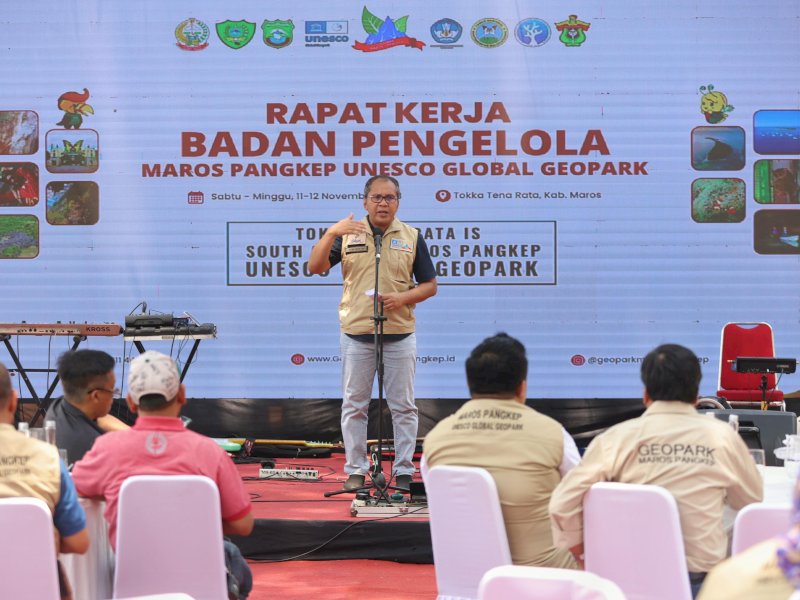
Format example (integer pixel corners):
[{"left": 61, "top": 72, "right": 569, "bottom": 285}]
[
  {"left": 326, "top": 213, "right": 367, "bottom": 238},
  {"left": 308, "top": 214, "right": 367, "bottom": 275}
]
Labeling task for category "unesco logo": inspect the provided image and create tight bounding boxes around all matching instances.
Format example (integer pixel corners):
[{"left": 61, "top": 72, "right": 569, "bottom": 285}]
[{"left": 304, "top": 20, "right": 350, "bottom": 47}]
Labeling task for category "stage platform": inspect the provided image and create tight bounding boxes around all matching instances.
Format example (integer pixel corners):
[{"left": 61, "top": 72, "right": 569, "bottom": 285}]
[{"left": 230, "top": 457, "right": 434, "bottom": 564}]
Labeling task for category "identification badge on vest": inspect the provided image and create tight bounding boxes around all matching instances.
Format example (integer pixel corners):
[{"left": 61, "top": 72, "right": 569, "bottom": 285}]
[
  {"left": 346, "top": 234, "right": 368, "bottom": 254},
  {"left": 391, "top": 238, "right": 413, "bottom": 253}
]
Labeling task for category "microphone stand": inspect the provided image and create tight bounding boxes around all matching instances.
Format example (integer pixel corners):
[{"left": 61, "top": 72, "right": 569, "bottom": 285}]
[{"left": 324, "top": 232, "right": 400, "bottom": 502}]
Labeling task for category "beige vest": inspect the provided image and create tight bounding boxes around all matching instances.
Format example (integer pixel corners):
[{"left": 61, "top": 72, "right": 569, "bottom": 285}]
[
  {"left": 424, "top": 399, "right": 578, "bottom": 569},
  {"left": 339, "top": 217, "right": 419, "bottom": 334},
  {"left": 0, "top": 423, "right": 61, "bottom": 513}
]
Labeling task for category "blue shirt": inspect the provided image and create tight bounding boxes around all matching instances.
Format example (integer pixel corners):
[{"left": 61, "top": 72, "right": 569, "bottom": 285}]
[{"left": 52, "top": 459, "right": 86, "bottom": 537}]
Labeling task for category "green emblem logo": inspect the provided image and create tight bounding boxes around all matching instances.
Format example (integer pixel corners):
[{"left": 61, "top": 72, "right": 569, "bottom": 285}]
[
  {"left": 262, "top": 20, "right": 294, "bottom": 49},
  {"left": 470, "top": 18, "right": 508, "bottom": 49},
  {"left": 216, "top": 20, "right": 256, "bottom": 49},
  {"left": 554, "top": 15, "right": 590, "bottom": 47}
]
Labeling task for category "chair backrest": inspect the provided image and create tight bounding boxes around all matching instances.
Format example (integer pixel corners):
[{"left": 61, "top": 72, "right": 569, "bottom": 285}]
[
  {"left": 584, "top": 482, "right": 691, "bottom": 600},
  {"left": 113, "top": 475, "right": 228, "bottom": 600},
  {"left": 426, "top": 465, "right": 512, "bottom": 600},
  {"left": 0, "top": 497, "right": 60, "bottom": 599},
  {"left": 718, "top": 322, "right": 782, "bottom": 402},
  {"left": 419, "top": 453, "right": 429, "bottom": 480},
  {"left": 731, "top": 502, "right": 792, "bottom": 555},
  {"left": 479, "top": 565, "right": 627, "bottom": 600}
]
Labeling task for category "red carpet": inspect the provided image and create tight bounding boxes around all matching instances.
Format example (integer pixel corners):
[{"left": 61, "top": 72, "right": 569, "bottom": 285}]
[{"left": 248, "top": 559, "right": 437, "bottom": 600}]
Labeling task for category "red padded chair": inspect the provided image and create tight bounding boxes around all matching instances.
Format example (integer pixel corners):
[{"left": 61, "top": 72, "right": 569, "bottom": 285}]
[{"left": 717, "top": 322, "right": 784, "bottom": 409}]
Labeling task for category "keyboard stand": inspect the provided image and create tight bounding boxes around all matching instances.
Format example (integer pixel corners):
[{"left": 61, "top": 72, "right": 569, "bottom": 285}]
[
  {"left": 1, "top": 333, "right": 87, "bottom": 425},
  {"left": 123, "top": 333, "right": 216, "bottom": 382}
]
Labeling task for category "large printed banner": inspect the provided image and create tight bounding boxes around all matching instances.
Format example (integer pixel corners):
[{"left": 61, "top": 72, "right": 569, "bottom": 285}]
[{"left": 0, "top": 1, "right": 799, "bottom": 400}]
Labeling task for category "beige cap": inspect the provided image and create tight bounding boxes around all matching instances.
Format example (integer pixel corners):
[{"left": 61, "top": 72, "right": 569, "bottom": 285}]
[{"left": 128, "top": 351, "right": 180, "bottom": 405}]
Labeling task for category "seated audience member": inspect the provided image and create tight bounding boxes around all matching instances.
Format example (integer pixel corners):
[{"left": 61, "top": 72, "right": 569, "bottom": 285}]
[
  {"left": 0, "top": 362, "right": 89, "bottom": 599},
  {"left": 698, "top": 475, "right": 800, "bottom": 599},
  {"left": 549, "top": 343, "right": 763, "bottom": 596},
  {"left": 424, "top": 333, "right": 580, "bottom": 569},
  {"left": 71, "top": 351, "right": 254, "bottom": 599},
  {"left": 45, "top": 349, "right": 129, "bottom": 463}
]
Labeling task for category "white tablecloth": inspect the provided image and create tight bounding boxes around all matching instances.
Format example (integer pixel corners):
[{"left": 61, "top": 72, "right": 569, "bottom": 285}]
[
  {"left": 724, "top": 465, "right": 794, "bottom": 536},
  {"left": 59, "top": 498, "right": 114, "bottom": 600},
  {"left": 762, "top": 465, "right": 795, "bottom": 505}
]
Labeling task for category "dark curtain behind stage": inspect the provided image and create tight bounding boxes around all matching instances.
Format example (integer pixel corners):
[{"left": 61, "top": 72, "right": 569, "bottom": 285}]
[{"left": 104, "top": 397, "right": 648, "bottom": 449}]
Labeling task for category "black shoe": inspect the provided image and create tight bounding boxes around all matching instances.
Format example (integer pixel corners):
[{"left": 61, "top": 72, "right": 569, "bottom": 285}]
[
  {"left": 343, "top": 474, "right": 365, "bottom": 491},
  {"left": 395, "top": 474, "right": 413, "bottom": 492}
]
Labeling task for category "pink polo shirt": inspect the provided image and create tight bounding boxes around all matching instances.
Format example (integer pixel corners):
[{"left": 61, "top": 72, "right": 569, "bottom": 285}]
[{"left": 72, "top": 416, "right": 251, "bottom": 549}]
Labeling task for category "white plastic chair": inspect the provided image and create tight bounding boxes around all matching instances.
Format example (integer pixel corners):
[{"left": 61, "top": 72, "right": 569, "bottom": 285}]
[
  {"left": 731, "top": 502, "right": 791, "bottom": 554},
  {"left": 0, "top": 497, "right": 60, "bottom": 599},
  {"left": 419, "top": 453, "right": 429, "bottom": 480},
  {"left": 113, "top": 475, "right": 228, "bottom": 600},
  {"left": 479, "top": 564, "right": 627, "bottom": 599},
  {"left": 584, "top": 482, "right": 691, "bottom": 600},
  {"left": 426, "top": 465, "right": 512, "bottom": 600}
]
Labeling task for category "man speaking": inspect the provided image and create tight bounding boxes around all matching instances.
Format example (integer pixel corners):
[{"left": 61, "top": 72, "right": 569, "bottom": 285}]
[{"left": 308, "top": 175, "right": 437, "bottom": 491}]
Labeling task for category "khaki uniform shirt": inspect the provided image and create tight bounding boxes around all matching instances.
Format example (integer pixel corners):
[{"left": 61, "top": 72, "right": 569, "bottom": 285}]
[
  {"left": 549, "top": 401, "right": 763, "bottom": 573},
  {"left": 0, "top": 423, "right": 60, "bottom": 512},
  {"left": 697, "top": 538, "right": 794, "bottom": 600},
  {"left": 339, "top": 217, "right": 419, "bottom": 334},
  {"left": 424, "top": 398, "right": 578, "bottom": 569},
  {"left": 0, "top": 422, "right": 62, "bottom": 546}
]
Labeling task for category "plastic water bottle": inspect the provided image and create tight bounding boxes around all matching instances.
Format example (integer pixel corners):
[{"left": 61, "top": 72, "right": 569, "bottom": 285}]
[
  {"left": 728, "top": 414, "right": 739, "bottom": 433},
  {"left": 44, "top": 418, "right": 57, "bottom": 445},
  {"left": 17, "top": 422, "right": 30, "bottom": 437}
]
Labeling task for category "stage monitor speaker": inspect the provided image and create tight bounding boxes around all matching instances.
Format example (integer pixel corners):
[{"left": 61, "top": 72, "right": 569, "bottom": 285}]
[{"left": 700, "top": 408, "right": 797, "bottom": 466}]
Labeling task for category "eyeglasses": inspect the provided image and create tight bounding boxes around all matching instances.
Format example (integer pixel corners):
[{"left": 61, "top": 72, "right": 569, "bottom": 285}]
[
  {"left": 367, "top": 194, "right": 399, "bottom": 204},
  {"left": 88, "top": 387, "right": 121, "bottom": 397}
]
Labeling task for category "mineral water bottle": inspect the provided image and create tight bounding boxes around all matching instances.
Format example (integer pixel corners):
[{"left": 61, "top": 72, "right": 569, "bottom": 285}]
[
  {"left": 728, "top": 414, "right": 739, "bottom": 433},
  {"left": 44, "top": 418, "right": 57, "bottom": 445}
]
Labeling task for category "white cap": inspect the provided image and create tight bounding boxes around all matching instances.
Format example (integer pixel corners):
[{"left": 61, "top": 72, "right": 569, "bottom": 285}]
[{"left": 128, "top": 351, "right": 180, "bottom": 405}]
